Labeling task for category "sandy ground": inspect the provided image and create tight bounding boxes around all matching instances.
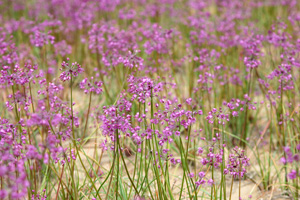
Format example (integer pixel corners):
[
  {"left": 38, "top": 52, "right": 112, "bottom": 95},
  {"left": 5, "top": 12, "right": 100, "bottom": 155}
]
[{"left": 71, "top": 140, "right": 297, "bottom": 200}]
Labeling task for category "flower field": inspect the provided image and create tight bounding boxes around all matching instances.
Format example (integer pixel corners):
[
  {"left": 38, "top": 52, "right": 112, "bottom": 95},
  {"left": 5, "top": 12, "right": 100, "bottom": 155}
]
[{"left": 0, "top": 0, "right": 300, "bottom": 199}]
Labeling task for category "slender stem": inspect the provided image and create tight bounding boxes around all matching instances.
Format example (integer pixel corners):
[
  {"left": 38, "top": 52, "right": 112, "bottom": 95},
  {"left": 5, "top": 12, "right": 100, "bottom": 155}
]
[
  {"left": 96, "top": 51, "right": 112, "bottom": 102},
  {"left": 69, "top": 75, "right": 78, "bottom": 200},
  {"left": 178, "top": 170, "right": 185, "bottom": 200},
  {"left": 95, "top": 158, "right": 113, "bottom": 197},
  {"left": 150, "top": 90, "right": 174, "bottom": 200},
  {"left": 211, "top": 161, "right": 214, "bottom": 200},
  {"left": 70, "top": 75, "right": 75, "bottom": 140},
  {"left": 296, "top": 167, "right": 299, "bottom": 199},
  {"left": 82, "top": 92, "right": 92, "bottom": 141},
  {"left": 229, "top": 176, "right": 234, "bottom": 200},
  {"left": 240, "top": 68, "right": 253, "bottom": 148},
  {"left": 77, "top": 149, "right": 102, "bottom": 200},
  {"left": 116, "top": 130, "right": 119, "bottom": 200},
  {"left": 118, "top": 140, "right": 140, "bottom": 195},
  {"left": 221, "top": 127, "right": 226, "bottom": 200},
  {"left": 55, "top": 165, "right": 64, "bottom": 200},
  {"left": 29, "top": 82, "right": 35, "bottom": 113},
  {"left": 105, "top": 141, "right": 117, "bottom": 199},
  {"left": 129, "top": 142, "right": 141, "bottom": 198},
  {"left": 11, "top": 85, "right": 20, "bottom": 122},
  {"left": 239, "top": 164, "right": 241, "bottom": 199}
]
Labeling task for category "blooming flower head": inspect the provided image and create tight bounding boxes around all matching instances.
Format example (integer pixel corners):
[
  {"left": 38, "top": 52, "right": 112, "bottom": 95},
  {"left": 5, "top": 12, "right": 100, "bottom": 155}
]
[
  {"left": 225, "top": 146, "right": 250, "bottom": 178},
  {"left": 288, "top": 169, "right": 297, "bottom": 180},
  {"left": 30, "top": 30, "right": 55, "bottom": 48},
  {"left": 59, "top": 58, "right": 84, "bottom": 81},
  {"left": 79, "top": 77, "right": 103, "bottom": 94}
]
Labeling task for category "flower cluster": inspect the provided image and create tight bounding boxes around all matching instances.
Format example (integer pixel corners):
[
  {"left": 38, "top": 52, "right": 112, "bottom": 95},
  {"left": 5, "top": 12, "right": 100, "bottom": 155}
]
[
  {"left": 1, "top": 0, "right": 300, "bottom": 199},
  {"left": 59, "top": 58, "right": 84, "bottom": 81},
  {"left": 206, "top": 107, "right": 230, "bottom": 125},
  {"left": 224, "top": 146, "right": 250, "bottom": 178},
  {"left": 127, "top": 75, "right": 163, "bottom": 103},
  {"left": 30, "top": 30, "right": 55, "bottom": 48},
  {"left": 281, "top": 145, "right": 300, "bottom": 180},
  {"left": 240, "top": 34, "right": 264, "bottom": 69},
  {"left": 198, "top": 134, "right": 225, "bottom": 169},
  {"left": 79, "top": 77, "right": 103, "bottom": 94}
]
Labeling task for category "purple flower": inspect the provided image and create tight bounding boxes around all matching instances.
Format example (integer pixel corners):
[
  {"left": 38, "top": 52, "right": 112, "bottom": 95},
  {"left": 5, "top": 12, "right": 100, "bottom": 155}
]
[
  {"left": 232, "top": 111, "right": 238, "bottom": 117},
  {"left": 186, "top": 98, "right": 192, "bottom": 105},
  {"left": 80, "top": 77, "right": 103, "bottom": 94},
  {"left": 189, "top": 173, "right": 194, "bottom": 178},
  {"left": 296, "top": 144, "right": 300, "bottom": 151},
  {"left": 198, "top": 147, "right": 203, "bottom": 154},
  {"left": 59, "top": 59, "right": 84, "bottom": 82},
  {"left": 27, "top": 112, "right": 50, "bottom": 126},
  {"left": 198, "top": 171, "right": 205, "bottom": 178},
  {"left": 293, "top": 154, "right": 300, "bottom": 162},
  {"left": 207, "top": 179, "right": 214, "bottom": 186},
  {"left": 30, "top": 30, "right": 55, "bottom": 48},
  {"left": 280, "top": 157, "right": 287, "bottom": 165},
  {"left": 283, "top": 146, "right": 291, "bottom": 153},
  {"left": 54, "top": 40, "right": 72, "bottom": 57},
  {"left": 288, "top": 170, "right": 297, "bottom": 180},
  {"left": 133, "top": 196, "right": 146, "bottom": 200}
]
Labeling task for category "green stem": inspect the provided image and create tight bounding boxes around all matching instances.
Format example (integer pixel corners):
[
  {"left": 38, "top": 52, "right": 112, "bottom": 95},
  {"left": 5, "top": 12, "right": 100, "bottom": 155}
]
[
  {"left": 82, "top": 92, "right": 92, "bottom": 142},
  {"left": 116, "top": 130, "right": 119, "bottom": 200},
  {"left": 229, "top": 176, "right": 234, "bottom": 200},
  {"left": 105, "top": 148, "right": 117, "bottom": 200},
  {"left": 70, "top": 75, "right": 78, "bottom": 200},
  {"left": 118, "top": 140, "right": 140, "bottom": 195}
]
